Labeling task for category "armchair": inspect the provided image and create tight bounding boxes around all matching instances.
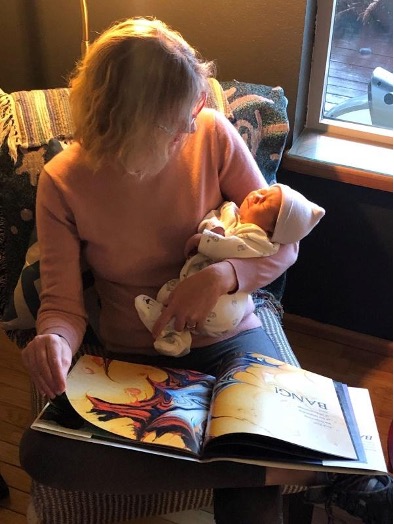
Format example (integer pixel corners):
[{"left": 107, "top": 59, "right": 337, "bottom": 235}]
[{"left": 0, "top": 78, "right": 310, "bottom": 523}]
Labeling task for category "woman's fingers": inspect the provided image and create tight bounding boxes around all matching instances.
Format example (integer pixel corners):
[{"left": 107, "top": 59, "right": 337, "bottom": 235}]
[
  {"left": 22, "top": 335, "right": 72, "bottom": 398},
  {"left": 151, "top": 305, "right": 186, "bottom": 338},
  {"left": 45, "top": 337, "right": 72, "bottom": 394}
]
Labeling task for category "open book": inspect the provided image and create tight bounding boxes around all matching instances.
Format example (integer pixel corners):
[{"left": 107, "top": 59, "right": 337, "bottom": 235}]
[{"left": 32, "top": 353, "right": 388, "bottom": 475}]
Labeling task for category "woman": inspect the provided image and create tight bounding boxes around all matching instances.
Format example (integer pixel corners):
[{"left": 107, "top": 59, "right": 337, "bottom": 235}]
[{"left": 20, "top": 17, "right": 392, "bottom": 524}]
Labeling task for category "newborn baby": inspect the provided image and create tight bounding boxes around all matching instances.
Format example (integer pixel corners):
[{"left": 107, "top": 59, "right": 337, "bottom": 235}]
[{"left": 135, "top": 183, "right": 325, "bottom": 356}]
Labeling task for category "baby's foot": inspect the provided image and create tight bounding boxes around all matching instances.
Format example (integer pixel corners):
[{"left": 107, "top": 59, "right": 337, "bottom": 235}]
[
  {"left": 154, "top": 330, "right": 192, "bottom": 357},
  {"left": 135, "top": 295, "right": 191, "bottom": 357},
  {"left": 156, "top": 278, "right": 179, "bottom": 304},
  {"left": 134, "top": 295, "right": 162, "bottom": 332}
]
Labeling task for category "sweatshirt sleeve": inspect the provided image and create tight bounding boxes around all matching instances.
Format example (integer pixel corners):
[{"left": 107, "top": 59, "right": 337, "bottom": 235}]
[
  {"left": 35, "top": 169, "right": 87, "bottom": 353},
  {"left": 228, "top": 242, "right": 299, "bottom": 293}
]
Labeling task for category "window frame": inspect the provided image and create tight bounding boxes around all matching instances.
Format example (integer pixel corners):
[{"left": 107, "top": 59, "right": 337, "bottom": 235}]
[{"left": 305, "top": 0, "right": 392, "bottom": 146}]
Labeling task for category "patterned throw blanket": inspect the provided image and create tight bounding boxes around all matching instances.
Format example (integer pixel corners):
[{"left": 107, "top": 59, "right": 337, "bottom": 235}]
[{"left": 0, "top": 87, "right": 74, "bottom": 162}]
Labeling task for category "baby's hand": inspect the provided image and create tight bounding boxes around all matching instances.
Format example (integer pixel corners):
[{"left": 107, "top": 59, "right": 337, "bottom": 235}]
[
  {"left": 184, "top": 233, "right": 203, "bottom": 257},
  {"left": 210, "top": 226, "right": 225, "bottom": 236}
]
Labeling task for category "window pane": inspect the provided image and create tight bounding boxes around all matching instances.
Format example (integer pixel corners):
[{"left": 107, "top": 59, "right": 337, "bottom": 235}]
[{"left": 323, "top": 0, "right": 393, "bottom": 130}]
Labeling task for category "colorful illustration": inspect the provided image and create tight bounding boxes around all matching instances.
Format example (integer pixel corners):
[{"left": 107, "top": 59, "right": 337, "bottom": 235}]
[
  {"left": 205, "top": 352, "right": 357, "bottom": 459},
  {"left": 66, "top": 356, "right": 215, "bottom": 455},
  {"left": 64, "top": 352, "right": 359, "bottom": 461},
  {"left": 32, "top": 354, "right": 384, "bottom": 473}
]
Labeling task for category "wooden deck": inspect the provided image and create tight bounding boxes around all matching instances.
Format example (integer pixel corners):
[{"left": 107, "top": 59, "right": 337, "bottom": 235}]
[{"left": 325, "top": 27, "right": 393, "bottom": 112}]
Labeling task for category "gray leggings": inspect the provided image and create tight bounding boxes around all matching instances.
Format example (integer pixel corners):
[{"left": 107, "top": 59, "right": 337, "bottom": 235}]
[{"left": 20, "top": 328, "right": 285, "bottom": 523}]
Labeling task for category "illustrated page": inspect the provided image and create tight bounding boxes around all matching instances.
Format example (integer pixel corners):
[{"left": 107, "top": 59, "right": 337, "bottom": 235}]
[
  {"left": 205, "top": 353, "right": 358, "bottom": 459},
  {"left": 66, "top": 355, "right": 215, "bottom": 455}
]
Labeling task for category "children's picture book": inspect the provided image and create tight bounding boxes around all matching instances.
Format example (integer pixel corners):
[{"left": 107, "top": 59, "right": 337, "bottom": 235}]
[{"left": 31, "top": 352, "right": 388, "bottom": 475}]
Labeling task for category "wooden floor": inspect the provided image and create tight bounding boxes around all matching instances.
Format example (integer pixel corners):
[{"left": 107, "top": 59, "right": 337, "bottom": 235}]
[
  {"left": 325, "top": 25, "right": 393, "bottom": 112},
  {"left": 0, "top": 319, "right": 392, "bottom": 524}
]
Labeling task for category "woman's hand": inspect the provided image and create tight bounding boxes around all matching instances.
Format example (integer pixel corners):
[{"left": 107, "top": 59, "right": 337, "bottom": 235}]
[
  {"left": 21, "top": 334, "right": 73, "bottom": 399},
  {"left": 152, "top": 261, "right": 237, "bottom": 337}
]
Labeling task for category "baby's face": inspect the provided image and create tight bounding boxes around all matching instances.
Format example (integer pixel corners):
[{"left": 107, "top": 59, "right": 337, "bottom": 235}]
[{"left": 238, "top": 186, "right": 282, "bottom": 234}]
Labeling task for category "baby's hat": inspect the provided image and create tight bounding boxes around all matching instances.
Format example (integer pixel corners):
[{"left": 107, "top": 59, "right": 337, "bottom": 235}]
[{"left": 271, "top": 184, "right": 325, "bottom": 244}]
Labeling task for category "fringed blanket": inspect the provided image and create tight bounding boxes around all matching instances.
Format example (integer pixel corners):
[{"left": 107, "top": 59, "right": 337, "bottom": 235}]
[{"left": 0, "top": 88, "right": 73, "bottom": 162}]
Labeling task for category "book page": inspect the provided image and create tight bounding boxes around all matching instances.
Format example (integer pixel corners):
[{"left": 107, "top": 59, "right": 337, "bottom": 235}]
[
  {"left": 322, "top": 387, "right": 388, "bottom": 472},
  {"left": 205, "top": 353, "right": 357, "bottom": 459},
  {"left": 65, "top": 355, "right": 215, "bottom": 456}
]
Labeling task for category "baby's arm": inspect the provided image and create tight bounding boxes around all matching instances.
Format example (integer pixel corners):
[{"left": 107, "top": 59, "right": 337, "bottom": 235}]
[
  {"left": 198, "top": 225, "right": 279, "bottom": 261},
  {"left": 197, "top": 209, "right": 224, "bottom": 233},
  {"left": 184, "top": 227, "right": 224, "bottom": 257}
]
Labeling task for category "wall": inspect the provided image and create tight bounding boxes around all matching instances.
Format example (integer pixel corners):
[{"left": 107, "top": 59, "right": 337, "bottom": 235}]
[
  {"left": 279, "top": 170, "right": 393, "bottom": 340},
  {"left": 0, "top": 0, "right": 307, "bottom": 130}
]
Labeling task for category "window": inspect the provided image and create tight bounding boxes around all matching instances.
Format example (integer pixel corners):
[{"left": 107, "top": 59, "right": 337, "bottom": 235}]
[
  {"left": 307, "top": 0, "right": 393, "bottom": 144},
  {"left": 285, "top": 0, "right": 393, "bottom": 189}
]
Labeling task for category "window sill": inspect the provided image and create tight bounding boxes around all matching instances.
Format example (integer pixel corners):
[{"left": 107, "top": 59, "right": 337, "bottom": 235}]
[{"left": 282, "top": 129, "right": 393, "bottom": 192}]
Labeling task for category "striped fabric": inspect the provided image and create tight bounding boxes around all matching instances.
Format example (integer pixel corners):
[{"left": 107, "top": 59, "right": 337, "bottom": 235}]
[
  {"left": 31, "top": 483, "right": 214, "bottom": 524},
  {"left": 13, "top": 88, "right": 73, "bottom": 149},
  {"left": 0, "top": 88, "right": 73, "bottom": 162},
  {"left": 31, "top": 482, "right": 306, "bottom": 524},
  {"left": 253, "top": 291, "right": 300, "bottom": 367}
]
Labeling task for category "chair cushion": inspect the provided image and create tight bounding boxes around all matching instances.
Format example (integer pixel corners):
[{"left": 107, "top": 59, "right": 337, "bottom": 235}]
[
  {"left": 221, "top": 81, "right": 289, "bottom": 186},
  {"left": 0, "top": 138, "right": 65, "bottom": 316},
  {"left": 0, "top": 222, "right": 100, "bottom": 339}
]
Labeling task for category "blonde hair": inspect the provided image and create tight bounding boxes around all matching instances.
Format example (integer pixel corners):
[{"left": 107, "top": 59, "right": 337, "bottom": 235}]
[{"left": 70, "top": 17, "right": 215, "bottom": 173}]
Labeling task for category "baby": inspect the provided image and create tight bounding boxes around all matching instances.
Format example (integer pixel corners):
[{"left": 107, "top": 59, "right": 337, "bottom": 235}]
[{"left": 135, "top": 184, "right": 325, "bottom": 357}]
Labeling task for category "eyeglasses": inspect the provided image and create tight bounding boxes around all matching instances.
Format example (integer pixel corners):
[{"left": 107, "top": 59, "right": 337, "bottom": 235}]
[{"left": 156, "top": 93, "right": 207, "bottom": 136}]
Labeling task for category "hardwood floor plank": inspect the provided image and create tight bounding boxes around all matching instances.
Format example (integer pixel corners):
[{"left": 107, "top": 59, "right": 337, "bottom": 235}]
[
  {"left": 0, "top": 403, "right": 31, "bottom": 430},
  {"left": 326, "top": 84, "right": 365, "bottom": 99},
  {"left": 333, "top": 32, "right": 393, "bottom": 54},
  {"left": 0, "top": 366, "right": 30, "bottom": 393},
  {"left": 0, "top": 462, "right": 31, "bottom": 493},
  {"left": 331, "top": 47, "right": 393, "bottom": 70},
  {"left": 327, "top": 74, "right": 368, "bottom": 91},
  {"left": 329, "top": 61, "right": 377, "bottom": 83},
  {"left": 0, "top": 418, "right": 28, "bottom": 447},
  {"left": 0, "top": 330, "right": 23, "bottom": 358},
  {"left": 0, "top": 485, "right": 30, "bottom": 516},
  {"left": 0, "top": 507, "right": 27, "bottom": 524},
  {"left": 0, "top": 384, "right": 30, "bottom": 409},
  {"left": 0, "top": 441, "right": 22, "bottom": 468}
]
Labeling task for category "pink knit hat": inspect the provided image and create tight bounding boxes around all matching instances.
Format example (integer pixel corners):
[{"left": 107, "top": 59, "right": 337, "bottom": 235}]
[{"left": 271, "top": 184, "right": 325, "bottom": 244}]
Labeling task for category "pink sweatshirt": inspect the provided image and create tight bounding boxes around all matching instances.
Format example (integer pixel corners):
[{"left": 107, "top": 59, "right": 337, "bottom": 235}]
[{"left": 37, "top": 108, "right": 298, "bottom": 355}]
